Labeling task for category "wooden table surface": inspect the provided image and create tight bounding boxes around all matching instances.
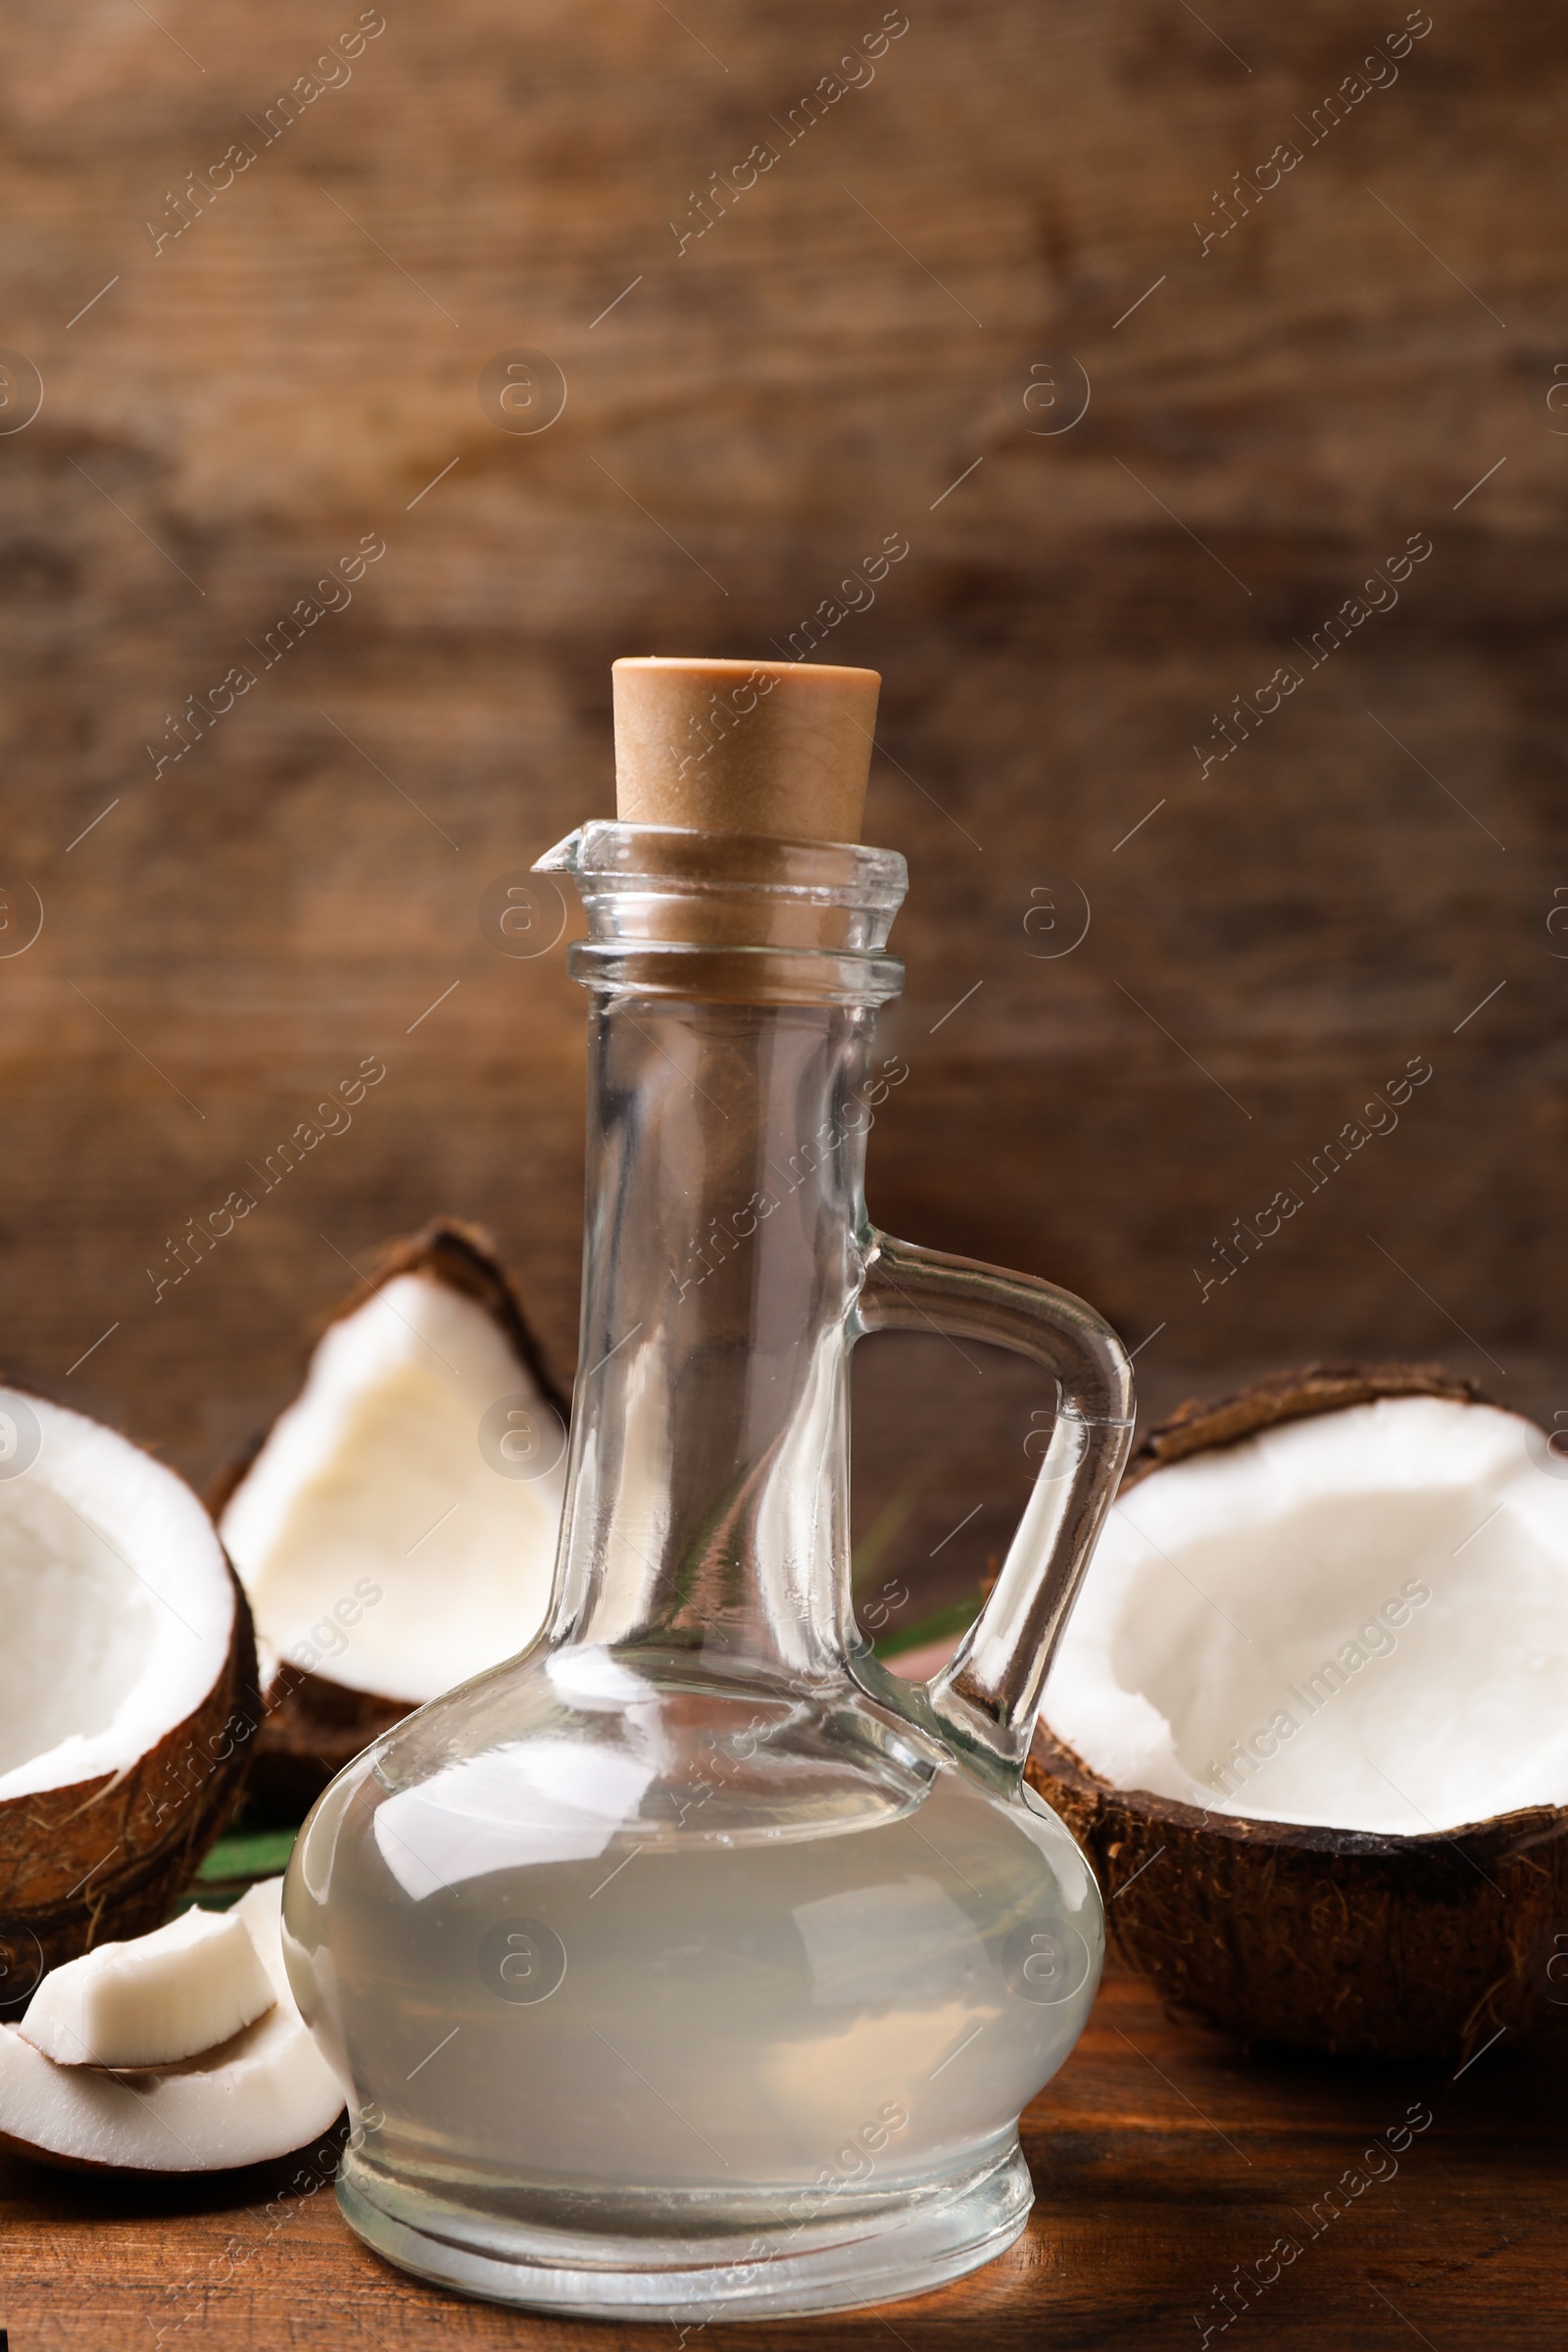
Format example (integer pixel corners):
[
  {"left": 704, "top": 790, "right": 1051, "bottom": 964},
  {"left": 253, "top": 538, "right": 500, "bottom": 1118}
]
[{"left": 6, "top": 1956, "right": 1558, "bottom": 2351}]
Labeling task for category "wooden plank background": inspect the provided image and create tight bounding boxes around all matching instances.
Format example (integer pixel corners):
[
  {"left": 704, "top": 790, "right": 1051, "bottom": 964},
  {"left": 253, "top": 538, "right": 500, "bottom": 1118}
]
[{"left": 1, "top": 0, "right": 1565, "bottom": 1602}]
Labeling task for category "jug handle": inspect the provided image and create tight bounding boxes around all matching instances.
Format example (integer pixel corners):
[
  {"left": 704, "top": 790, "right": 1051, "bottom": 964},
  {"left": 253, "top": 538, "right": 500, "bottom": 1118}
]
[{"left": 855, "top": 1229, "right": 1134, "bottom": 1786}]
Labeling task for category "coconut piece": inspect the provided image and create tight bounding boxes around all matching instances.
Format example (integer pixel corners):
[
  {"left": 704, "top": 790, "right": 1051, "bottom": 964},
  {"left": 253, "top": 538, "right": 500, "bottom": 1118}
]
[
  {"left": 214, "top": 1221, "right": 568, "bottom": 1813},
  {"left": 1030, "top": 1362, "right": 1568, "bottom": 2057},
  {"left": 0, "top": 1389, "right": 258, "bottom": 2015},
  {"left": 0, "top": 1878, "right": 344, "bottom": 2172},
  {"left": 20, "top": 1902, "right": 274, "bottom": 2069}
]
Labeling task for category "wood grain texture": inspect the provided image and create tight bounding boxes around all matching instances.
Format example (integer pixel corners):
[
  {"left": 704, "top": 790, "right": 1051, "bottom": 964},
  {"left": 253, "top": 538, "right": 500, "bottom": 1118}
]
[
  {"left": 0, "top": 0, "right": 1563, "bottom": 1553},
  {"left": 4, "top": 1960, "right": 1562, "bottom": 2349}
]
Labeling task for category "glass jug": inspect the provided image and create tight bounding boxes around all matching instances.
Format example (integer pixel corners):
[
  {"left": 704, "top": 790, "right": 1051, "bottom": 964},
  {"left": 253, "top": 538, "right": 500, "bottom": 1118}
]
[{"left": 283, "top": 822, "right": 1134, "bottom": 2321}]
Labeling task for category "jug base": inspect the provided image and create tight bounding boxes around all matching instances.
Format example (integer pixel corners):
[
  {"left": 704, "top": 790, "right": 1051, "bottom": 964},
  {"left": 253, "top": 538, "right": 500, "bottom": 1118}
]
[{"left": 335, "top": 2138, "right": 1033, "bottom": 2320}]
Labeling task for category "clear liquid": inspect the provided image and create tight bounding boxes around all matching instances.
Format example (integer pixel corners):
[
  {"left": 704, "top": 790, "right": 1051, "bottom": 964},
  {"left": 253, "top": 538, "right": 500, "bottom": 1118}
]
[{"left": 285, "top": 1678, "right": 1102, "bottom": 2241}]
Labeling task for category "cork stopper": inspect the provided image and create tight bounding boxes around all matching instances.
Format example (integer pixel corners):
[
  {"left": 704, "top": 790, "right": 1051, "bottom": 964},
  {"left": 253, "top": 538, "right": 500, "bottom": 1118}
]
[{"left": 612, "top": 658, "right": 880, "bottom": 845}]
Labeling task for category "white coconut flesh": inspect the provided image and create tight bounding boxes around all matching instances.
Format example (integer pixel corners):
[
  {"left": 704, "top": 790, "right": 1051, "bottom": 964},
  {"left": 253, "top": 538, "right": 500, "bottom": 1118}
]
[
  {"left": 1043, "top": 1396, "right": 1568, "bottom": 1838},
  {"left": 220, "top": 1273, "right": 565, "bottom": 1706},
  {"left": 0, "top": 1881, "right": 344, "bottom": 2172},
  {"left": 0, "top": 1389, "right": 235, "bottom": 1804},
  {"left": 20, "top": 1901, "right": 274, "bottom": 2069}
]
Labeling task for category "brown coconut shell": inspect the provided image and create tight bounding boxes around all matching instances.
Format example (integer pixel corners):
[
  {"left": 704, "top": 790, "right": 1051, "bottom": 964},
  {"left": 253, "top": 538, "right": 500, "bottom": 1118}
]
[
  {"left": 210, "top": 1219, "right": 567, "bottom": 1821},
  {"left": 0, "top": 1564, "right": 260, "bottom": 2019},
  {"left": 1118, "top": 1358, "right": 1486, "bottom": 1483},
  {"left": 236, "top": 1664, "right": 410, "bottom": 1826},
  {"left": 1027, "top": 1360, "right": 1568, "bottom": 2060}
]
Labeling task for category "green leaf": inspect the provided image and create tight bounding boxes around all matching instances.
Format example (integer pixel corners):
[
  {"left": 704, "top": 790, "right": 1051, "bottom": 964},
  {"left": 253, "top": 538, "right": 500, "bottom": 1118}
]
[{"left": 196, "top": 1827, "right": 300, "bottom": 1885}]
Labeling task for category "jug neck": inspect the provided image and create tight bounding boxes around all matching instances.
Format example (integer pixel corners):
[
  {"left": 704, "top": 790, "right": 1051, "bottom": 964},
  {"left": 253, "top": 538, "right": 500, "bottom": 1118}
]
[{"left": 537, "top": 824, "right": 908, "bottom": 1691}]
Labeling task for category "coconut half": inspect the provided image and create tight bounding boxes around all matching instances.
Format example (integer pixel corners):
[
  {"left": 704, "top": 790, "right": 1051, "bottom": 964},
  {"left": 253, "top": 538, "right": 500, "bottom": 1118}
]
[
  {"left": 1030, "top": 1363, "right": 1568, "bottom": 2057},
  {"left": 0, "top": 1390, "right": 258, "bottom": 2013},
  {"left": 215, "top": 1222, "right": 568, "bottom": 1813},
  {"left": 0, "top": 1879, "right": 344, "bottom": 2172}
]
